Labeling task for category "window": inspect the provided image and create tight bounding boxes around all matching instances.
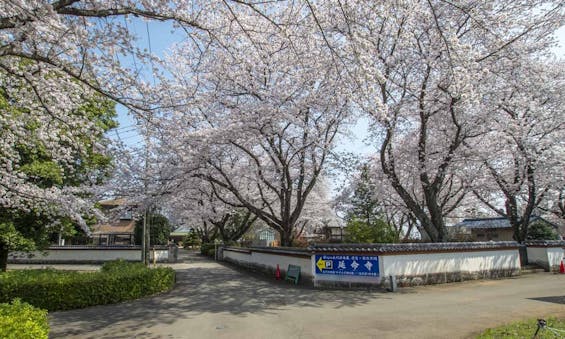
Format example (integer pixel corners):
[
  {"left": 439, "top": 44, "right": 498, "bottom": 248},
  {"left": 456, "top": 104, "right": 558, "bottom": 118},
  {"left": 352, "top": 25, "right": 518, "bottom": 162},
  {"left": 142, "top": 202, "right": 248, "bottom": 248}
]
[{"left": 120, "top": 211, "right": 132, "bottom": 220}]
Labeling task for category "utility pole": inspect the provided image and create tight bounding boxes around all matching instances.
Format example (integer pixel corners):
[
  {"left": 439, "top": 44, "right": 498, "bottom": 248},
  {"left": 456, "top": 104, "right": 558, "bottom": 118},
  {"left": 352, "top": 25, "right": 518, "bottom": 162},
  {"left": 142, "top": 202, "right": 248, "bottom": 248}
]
[
  {"left": 143, "top": 21, "right": 155, "bottom": 266},
  {"left": 142, "top": 209, "right": 147, "bottom": 264},
  {"left": 145, "top": 205, "right": 151, "bottom": 265},
  {"left": 142, "top": 120, "right": 151, "bottom": 265}
]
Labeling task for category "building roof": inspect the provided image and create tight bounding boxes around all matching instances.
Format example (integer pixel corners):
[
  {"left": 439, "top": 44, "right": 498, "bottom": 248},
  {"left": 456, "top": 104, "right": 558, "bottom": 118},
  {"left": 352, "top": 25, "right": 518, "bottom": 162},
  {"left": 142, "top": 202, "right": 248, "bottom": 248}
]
[
  {"left": 91, "top": 219, "right": 135, "bottom": 235},
  {"left": 452, "top": 216, "right": 558, "bottom": 230},
  {"left": 170, "top": 225, "right": 193, "bottom": 236},
  {"left": 99, "top": 198, "right": 129, "bottom": 207}
]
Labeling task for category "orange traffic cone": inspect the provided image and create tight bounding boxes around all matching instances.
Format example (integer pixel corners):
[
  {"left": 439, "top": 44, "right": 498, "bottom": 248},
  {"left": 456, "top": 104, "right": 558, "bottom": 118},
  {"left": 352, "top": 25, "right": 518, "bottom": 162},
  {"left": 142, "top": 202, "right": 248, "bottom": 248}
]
[
  {"left": 560, "top": 260, "right": 565, "bottom": 274},
  {"left": 275, "top": 264, "right": 281, "bottom": 280}
]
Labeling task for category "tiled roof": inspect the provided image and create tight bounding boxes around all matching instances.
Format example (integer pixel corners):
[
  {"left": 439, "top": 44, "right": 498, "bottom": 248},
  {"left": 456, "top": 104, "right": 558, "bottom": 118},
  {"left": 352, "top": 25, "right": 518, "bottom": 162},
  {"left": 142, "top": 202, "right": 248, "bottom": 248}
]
[
  {"left": 453, "top": 217, "right": 512, "bottom": 229},
  {"left": 309, "top": 241, "right": 519, "bottom": 253},
  {"left": 91, "top": 219, "right": 135, "bottom": 234},
  {"left": 99, "top": 198, "right": 129, "bottom": 207},
  {"left": 452, "top": 216, "right": 559, "bottom": 230},
  {"left": 523, "top": 240, "right": 565, "bottom": 247},
  {"left": 170, "top": 225, "right": 193, "bottom": 236}
]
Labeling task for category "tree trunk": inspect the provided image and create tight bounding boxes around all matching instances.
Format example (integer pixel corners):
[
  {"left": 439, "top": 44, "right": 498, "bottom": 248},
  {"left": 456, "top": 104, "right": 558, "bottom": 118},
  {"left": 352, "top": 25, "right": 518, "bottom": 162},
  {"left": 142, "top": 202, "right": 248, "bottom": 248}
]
[
  {"left": 279, "top": 230, "right": 293, "bottom": 247},
  {"left": 430, "top": 215, "right": 448, "bottom": 242},
  {"left": 0, "top": 245, "right": 8, "bottom": 272}
]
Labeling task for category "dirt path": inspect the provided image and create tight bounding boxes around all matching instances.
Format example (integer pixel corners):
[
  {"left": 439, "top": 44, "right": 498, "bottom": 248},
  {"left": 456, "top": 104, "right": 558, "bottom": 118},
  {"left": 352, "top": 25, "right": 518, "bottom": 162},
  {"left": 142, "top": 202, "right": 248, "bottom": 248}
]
[{"left": 49, "top": 251, "right": 565, "bottom": 338}]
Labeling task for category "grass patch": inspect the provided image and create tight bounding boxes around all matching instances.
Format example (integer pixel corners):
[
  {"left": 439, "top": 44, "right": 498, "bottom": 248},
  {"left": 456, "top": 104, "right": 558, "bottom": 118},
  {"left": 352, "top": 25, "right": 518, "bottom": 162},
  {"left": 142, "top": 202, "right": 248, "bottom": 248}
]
[
  {"left": 0, "top": 260, "right": 175, "bottom": 311},
  {"left": 477, "top": 317, "right": 565, "bottom": 338}
]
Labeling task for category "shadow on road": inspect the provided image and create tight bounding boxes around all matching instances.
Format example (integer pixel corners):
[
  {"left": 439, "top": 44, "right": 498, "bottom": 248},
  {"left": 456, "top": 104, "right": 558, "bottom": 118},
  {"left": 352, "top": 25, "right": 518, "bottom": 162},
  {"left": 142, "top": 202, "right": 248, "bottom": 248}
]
[
  {"left": 50, "top": 252, "right": 389, "bottom": 338},
  {"left": 529, "top": 295, "right": 565, "bottom": 305}
]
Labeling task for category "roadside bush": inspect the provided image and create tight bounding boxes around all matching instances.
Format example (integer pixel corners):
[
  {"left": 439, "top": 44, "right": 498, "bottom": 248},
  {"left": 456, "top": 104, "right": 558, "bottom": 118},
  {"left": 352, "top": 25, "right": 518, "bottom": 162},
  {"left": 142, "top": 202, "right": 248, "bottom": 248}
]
[
  {"left": 0, "top": 299, "right": 49, "bottom": 339},
  {"left": 101, "top": 259, "right": 147, "bottom": 273},
  {"left": 200, "top": 242, "right": 216, "bottom": 257},
  {"left": 0, "top": 261, "right": 175, "bottom": 311}
]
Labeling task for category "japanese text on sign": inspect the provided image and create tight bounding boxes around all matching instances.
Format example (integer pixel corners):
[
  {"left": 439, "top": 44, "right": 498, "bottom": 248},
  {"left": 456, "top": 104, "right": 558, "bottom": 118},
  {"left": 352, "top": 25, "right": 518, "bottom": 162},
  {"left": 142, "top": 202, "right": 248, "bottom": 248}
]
[{"left": 314, "top": 255, "right": 379, "bottom": 277}]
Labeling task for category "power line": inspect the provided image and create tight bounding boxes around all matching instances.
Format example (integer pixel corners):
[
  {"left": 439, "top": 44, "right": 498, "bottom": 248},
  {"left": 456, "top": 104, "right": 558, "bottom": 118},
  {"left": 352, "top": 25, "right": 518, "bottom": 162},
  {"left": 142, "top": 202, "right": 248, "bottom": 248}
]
[
  {"left": 146, "top": 21, "right": 157, "bottom": 86},
  {"left": 115, "top": 124, "right": 137, "bottom": 131}
]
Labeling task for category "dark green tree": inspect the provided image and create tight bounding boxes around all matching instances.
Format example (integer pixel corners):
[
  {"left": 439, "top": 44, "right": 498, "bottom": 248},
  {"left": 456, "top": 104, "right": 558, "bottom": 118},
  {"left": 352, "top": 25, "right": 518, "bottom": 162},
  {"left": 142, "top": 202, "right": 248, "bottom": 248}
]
[
  {"left": 183, "top": 230, "right": 201, "bottom": 247},
  {"left": 344, "top": 164, "right": 398, "bottom": 243},
  {"left": 346, "top": 218, "right": 398, "bottom": 243},
  {"left": 346, "top": 164, "right": 381, "bottom": 225},
  {"left": 0, "top": 222, "right": 36, "bottom": 269},
  {"left": 0, "top": 91, "right": 117, "bottom": 271},
  {"left": 134, "top": 213, "right": 173, "bottom": 246},
  {"left": 526, "top": 220, "right": 559, "bottom": 240}
]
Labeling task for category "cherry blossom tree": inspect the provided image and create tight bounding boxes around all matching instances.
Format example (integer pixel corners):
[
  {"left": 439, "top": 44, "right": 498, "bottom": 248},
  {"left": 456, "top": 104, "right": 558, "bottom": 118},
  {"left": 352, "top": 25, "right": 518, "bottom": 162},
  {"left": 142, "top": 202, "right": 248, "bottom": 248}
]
[
  {"left": 325, "top": 0, "right": 564, "bottom": 242},
  {"left": 543, "top": 187, "right": 565, "bottom": 223},
  {"left": 152, "top": 3, "right": 351, "bottom": 246},
  {"left": 471, "top": 60, "right": 565, "bottom": 242},
  {"left": 0, "top": 88, "right": 117, "bottom": 270},
  {"left": 162, "top": 178, "right": 257, "bottom": 244},
  {"left": 1, "top": 0, "right": 200, "bottom": 223},
  {"left": 0, "top": 0, "right": 274, "bottom": 223},
  {"left": 5, "top": 0, "right": 563, "bottom": 250}
]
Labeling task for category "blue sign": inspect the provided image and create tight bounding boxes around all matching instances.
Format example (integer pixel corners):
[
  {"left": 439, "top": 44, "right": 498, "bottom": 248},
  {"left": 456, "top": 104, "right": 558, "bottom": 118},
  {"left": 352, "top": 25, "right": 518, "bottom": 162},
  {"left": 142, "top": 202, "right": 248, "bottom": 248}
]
[{"left": 315, "top": 255, "right": 379, "bottom": 277}]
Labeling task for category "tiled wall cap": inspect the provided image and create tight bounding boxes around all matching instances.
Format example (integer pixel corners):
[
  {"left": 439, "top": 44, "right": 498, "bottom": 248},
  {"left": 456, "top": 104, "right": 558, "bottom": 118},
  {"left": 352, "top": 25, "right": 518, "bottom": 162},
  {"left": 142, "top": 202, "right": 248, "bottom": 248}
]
[
  {"left": 523, "top": 240, "right": 565, "bottom": 247},
  {"left": 307, "top": 241, "right": 520, "bottom": 253}
]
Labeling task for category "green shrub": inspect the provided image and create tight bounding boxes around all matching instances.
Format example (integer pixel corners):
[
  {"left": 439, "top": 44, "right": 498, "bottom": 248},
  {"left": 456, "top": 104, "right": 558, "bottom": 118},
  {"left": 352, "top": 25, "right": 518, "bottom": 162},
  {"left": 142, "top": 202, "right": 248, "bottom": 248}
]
[
  {"left": 183, "top": 231, "right": 201, "bottom": 248},
  {"left": 527, "top": 221, "right": 559, "bottom": 240},
  {"left": 101, "top": 259, "right": 146, "bottom": 273},
  {"left": 0, "top": 261, "right": 176, "bottom": 311},
  {"left": 200, "top": 242, "right": 217, "bottom": 257},
  {"left": 0, "top": 299, "right": 49, "bottom": 339}
]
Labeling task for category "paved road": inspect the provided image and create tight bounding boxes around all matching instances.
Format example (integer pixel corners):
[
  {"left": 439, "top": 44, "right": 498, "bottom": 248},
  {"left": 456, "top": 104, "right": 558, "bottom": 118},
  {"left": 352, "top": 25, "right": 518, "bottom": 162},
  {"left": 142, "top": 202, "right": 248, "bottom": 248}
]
[{"left": 49, "top": 251, "right": 565, "bottom": 339}]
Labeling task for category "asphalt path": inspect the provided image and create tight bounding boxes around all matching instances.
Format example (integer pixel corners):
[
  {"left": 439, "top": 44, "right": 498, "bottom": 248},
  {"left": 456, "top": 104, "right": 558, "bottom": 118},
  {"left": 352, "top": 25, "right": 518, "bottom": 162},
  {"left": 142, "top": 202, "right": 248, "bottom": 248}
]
[{"left": 48, "top": 251, "right": 565, "bottom": 339}]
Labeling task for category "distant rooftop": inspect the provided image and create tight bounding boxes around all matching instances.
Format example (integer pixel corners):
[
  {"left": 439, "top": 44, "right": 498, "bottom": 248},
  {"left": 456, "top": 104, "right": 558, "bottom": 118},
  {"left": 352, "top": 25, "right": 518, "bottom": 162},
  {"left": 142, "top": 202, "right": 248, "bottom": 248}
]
[
  {"left": 92, "top": 219, "right": 135, "bottom": 234},
  {"left": 453, "top": 216, "right": 557, "bottom": 229},
  {"left": 170, "top": 225, "right": 193, "bottom": 236},
  {"left": 99, "top": 198, "right": 128, "bottom": 207}
]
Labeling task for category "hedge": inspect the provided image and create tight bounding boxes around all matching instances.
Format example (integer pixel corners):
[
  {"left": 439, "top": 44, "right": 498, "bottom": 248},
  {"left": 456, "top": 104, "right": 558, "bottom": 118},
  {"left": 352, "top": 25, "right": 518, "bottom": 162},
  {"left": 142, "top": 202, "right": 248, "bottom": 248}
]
[
  {"left": 0, "top": 260, "right": 176, "bottom": 311},
  {"left": 0, "top": 299, "right": 49, "bottom": 339},
  {"left": 200, "top": 242, "right": 216, "bottom": 257}
]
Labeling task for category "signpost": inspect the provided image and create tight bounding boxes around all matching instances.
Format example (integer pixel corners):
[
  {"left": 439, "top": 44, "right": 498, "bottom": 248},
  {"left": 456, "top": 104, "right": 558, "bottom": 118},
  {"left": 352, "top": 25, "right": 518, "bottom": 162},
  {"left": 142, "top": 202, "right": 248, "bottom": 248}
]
[{"left": 314, "top": 254, "right": 380, "bottom": 277}]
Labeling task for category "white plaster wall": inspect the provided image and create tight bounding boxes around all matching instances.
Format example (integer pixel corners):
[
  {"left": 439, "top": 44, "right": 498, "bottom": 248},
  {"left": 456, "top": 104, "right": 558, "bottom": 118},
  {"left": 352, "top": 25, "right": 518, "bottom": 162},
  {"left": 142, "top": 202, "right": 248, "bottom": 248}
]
[
  {"left": 10, "top": 249, "right": 169, "bottom": 262},
  {"left": 224, "top": 248, "right": 520, "bottom": 286},
  {"left": 313, "top": 250, "right": 519, "bottom": 285},
  {"left": 547, "top": 247, "right": 565, "bottom": 268},
  {"left": 11, "top": 249, "right": 139, "bottom": 262},
  {"left": 251, "top": 252, "right": 312, "bottom": 277},
  {"left": 381, "top": 250, "right": 520, "bottom": 277},
  {"left": 223, "top": 250, "right": 253, "bottom": 264},
  {"left": 149, "top": 249, "right": 169, "bottom": 262},
  {"left": 223, "top": 249, "right": 312, "bottom": 277},
  {"left": 527, "top": 247, "right": 550, "bottom": 268}
]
